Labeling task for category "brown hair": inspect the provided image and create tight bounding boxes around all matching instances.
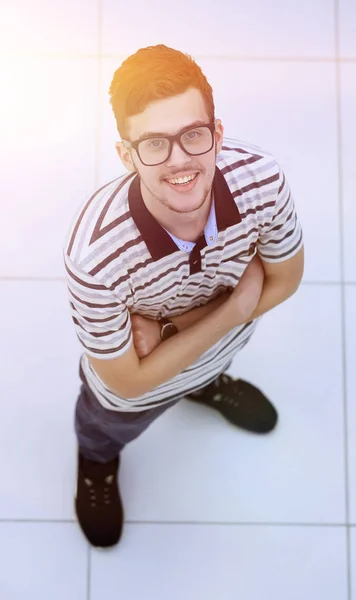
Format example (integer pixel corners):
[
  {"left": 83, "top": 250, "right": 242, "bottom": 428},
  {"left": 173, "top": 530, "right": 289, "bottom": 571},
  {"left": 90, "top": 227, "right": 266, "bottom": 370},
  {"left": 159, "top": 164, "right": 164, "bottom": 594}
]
[{"left": 109, "top": 44, "right": 215, "bottom": 139}]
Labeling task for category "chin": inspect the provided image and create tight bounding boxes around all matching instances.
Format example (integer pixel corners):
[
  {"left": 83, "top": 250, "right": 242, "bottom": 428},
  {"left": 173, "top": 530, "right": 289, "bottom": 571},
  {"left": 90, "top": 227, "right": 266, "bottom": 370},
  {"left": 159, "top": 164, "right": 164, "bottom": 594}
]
[{"left": 172, "top": 198, "right": 207, "bottom": 214}]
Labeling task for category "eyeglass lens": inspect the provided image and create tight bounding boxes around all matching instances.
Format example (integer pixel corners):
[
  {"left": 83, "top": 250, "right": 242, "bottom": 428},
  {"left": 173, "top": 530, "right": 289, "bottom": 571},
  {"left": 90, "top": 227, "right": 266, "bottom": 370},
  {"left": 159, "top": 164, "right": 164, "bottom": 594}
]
[{"left": 138, "top": 126, "right": 213, "bottom": 166}]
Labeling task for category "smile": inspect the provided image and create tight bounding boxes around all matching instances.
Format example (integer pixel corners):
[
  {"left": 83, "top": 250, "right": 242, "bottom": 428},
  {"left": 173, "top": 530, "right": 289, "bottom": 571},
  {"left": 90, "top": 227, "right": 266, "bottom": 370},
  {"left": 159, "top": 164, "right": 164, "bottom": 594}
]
[{"left": 165, "top": 173, "right": 198, "bottom": 186}]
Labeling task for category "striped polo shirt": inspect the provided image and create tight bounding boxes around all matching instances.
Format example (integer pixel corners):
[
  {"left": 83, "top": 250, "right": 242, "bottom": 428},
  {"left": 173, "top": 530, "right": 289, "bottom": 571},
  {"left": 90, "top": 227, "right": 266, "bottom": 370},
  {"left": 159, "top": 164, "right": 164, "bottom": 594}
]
[{"left": 62, "top": 137, "right": 303, "bottom": 412}]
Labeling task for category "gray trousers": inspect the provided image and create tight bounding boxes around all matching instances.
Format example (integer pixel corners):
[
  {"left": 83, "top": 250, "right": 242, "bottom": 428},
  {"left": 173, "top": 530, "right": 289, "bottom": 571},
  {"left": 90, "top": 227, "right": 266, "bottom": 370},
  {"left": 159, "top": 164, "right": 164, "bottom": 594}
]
[{"left": 75, "top": 361, "right": 181, "bottom": 463}]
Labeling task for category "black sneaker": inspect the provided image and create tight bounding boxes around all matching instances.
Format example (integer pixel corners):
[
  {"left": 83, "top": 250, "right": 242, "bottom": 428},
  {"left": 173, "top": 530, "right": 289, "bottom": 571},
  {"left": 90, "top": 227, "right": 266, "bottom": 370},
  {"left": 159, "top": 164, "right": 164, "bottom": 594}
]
[
  {"left": 75, "top": 451, "right": 124, "bottom": 548},
  {"left": 186, "top": 374, "right": 278, "bottom": 434}
]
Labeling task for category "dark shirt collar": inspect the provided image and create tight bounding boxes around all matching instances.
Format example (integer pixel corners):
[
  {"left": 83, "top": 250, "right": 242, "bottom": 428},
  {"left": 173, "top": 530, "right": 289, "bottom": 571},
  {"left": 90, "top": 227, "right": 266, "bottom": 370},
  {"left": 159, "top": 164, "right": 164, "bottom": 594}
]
[{"left": 128, "top": 165, "right": 242, "bottom": 261}]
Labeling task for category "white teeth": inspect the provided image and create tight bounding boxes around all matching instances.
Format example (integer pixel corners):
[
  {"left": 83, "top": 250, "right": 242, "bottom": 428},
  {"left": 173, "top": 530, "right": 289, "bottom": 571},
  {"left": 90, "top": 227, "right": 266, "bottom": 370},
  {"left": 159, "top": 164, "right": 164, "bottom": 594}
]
[{"left": 167, "top": 174, "right": 196, "bottom": 185}]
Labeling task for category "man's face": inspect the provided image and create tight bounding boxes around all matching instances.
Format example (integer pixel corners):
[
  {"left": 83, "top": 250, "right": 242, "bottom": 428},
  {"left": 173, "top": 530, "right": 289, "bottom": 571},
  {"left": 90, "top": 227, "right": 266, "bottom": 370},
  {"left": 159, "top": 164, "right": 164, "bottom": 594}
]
[{"left": 118, "top": 87, "right": 224, "bottom": 216}]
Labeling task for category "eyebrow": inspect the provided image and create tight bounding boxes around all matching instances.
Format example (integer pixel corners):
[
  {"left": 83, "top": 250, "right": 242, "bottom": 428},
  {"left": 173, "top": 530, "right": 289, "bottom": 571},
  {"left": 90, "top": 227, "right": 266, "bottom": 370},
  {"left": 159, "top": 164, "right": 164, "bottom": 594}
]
[{"left": 136, "top": 120, "right": 210, "bottom": 142}]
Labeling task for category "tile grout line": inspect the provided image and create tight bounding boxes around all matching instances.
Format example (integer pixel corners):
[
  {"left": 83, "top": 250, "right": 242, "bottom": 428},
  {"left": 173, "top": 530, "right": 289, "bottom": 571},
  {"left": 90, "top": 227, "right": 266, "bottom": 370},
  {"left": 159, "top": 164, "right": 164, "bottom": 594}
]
[
  {"left": 87, "top": 544, "right": 91, "bottom": 600},
  {"left": 124, "top": 520, "right": 355, "bottom": 527},
  {"left": 335, "top": 1, "right": 352, "bottom": 599},
  {"left": 1, "top": 518, "right": 356, "bottom": 527},
  {"left": 86, "top": 3, "right": 103, "bottom": 597},
  {"left": 1, "top": 52, "right": 356, "bottom": 63},
  {"left": 93, "top": 56, "right": 102, "bottom": 190},
  {"left": 102, "top": 54, "right": 355, "bottom": 63},
  {"left": 93, "top": 0, "right": 103, "bottom": 192}
]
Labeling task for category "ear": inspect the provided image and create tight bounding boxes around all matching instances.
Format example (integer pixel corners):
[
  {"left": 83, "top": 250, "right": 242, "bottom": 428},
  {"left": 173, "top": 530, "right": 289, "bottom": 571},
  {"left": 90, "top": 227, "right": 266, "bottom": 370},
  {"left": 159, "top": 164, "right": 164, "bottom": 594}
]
[
  {"left": 214, "top": 119, "right": 224, "bottom": 154},
  {"left": 115, "top": 142, "right": 137, "bottom": 173}
]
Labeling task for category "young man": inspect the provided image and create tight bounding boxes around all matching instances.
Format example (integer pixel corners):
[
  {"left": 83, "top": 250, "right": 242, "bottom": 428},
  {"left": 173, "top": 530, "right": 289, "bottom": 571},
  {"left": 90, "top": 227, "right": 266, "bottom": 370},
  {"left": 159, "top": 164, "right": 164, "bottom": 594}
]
[{"left": 63, "top": 45, "right": 304, "bottom": 549}]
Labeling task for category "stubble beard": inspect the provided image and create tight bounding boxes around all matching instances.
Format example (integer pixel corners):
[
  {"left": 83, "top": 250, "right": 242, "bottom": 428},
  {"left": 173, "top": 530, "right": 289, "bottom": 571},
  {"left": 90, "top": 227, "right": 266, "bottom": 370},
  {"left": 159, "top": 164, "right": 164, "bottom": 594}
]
[
  {"left": 160, "top": 183, "right": 211, "bottom": 215},
  {"left": 137, "top": 144, "right": 218, "bottom": 216},
  {"left": 141, "top": 172, "right": 214, "bottom": 215}
]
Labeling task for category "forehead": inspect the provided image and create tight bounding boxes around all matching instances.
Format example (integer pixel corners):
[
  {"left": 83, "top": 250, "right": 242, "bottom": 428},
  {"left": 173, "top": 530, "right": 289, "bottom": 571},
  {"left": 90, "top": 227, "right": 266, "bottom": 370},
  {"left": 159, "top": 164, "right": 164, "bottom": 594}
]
[{"left": 126, "top": 87, "right": 209, "bottom": 140}]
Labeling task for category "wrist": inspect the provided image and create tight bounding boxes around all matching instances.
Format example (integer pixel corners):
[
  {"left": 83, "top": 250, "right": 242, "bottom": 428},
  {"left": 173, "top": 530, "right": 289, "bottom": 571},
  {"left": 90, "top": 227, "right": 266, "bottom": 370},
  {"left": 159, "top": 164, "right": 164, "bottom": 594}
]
[{"left": 159, "top": 317, "right": 179, "bottom": 340}]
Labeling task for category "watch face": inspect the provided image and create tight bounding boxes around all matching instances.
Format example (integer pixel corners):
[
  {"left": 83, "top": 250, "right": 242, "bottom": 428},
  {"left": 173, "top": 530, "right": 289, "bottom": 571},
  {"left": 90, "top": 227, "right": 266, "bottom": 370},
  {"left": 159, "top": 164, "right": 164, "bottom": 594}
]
[{"left": 162, "top": 323, "right": 178, "bottom": 340}]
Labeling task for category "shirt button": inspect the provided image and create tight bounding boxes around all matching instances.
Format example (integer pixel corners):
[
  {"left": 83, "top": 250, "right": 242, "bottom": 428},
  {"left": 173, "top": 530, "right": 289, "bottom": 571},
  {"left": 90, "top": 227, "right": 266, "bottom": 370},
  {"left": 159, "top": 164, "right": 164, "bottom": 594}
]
[{"left": 209, "top": 236, "right": 214, "bottom": 241}]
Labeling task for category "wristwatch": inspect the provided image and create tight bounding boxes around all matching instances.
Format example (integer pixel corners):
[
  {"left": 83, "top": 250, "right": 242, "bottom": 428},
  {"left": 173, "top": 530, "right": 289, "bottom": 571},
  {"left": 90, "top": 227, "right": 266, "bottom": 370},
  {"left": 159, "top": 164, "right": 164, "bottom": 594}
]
[{"left": 159, "top": 317, "right": 178, "bottom": 341}]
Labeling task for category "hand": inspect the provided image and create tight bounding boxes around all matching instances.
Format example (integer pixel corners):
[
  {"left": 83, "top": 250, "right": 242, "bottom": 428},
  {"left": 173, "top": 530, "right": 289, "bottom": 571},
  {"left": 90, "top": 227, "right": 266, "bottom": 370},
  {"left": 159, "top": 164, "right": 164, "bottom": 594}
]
[
  {"left": 130, "top": 314, "right": 162, "bottom": 359},
  {"left": 227, "top": 254, "right": 265, "bottom": 323}
]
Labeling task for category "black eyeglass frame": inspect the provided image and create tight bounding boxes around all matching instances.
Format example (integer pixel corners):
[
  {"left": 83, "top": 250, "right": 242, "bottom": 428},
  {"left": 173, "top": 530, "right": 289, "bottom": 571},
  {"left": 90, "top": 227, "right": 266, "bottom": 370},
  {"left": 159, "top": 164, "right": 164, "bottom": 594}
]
[{"left": 122, "top": 120, "right": 216, "bottom": 166}]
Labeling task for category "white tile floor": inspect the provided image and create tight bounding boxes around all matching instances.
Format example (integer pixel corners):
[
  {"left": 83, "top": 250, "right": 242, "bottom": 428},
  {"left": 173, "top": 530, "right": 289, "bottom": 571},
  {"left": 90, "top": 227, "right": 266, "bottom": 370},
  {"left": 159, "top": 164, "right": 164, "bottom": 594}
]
[{"left": 1, "top": 1, "right": 355, "bottom": 599}]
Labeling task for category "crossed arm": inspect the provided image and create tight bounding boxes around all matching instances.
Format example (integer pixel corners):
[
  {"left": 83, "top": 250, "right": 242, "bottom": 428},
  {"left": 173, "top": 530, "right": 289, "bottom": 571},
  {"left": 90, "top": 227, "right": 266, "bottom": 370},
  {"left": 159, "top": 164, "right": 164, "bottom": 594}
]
[
  {"left": 131, "top": 247, "right": 304, "bottom": 357},
  {"left": 171, "top": 248, "right": 304, "bottom": 329}
]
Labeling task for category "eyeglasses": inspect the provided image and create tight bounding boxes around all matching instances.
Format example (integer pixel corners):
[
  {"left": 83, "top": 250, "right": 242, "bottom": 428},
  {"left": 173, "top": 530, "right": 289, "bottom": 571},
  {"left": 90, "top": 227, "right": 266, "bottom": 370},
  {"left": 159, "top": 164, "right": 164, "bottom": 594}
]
[{"left": 122, "top": 121, "right": 216, "bottom": 166}]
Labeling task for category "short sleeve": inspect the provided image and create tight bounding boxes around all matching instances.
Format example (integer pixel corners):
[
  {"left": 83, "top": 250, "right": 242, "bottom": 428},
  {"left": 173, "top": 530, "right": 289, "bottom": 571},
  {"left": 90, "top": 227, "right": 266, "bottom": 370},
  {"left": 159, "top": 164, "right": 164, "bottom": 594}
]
[
  {"left": 257, "top": 164, "right": 303, "bottom": 263},
  {"left": 63, "top": 253, "right": 132, "bottom": 360}
]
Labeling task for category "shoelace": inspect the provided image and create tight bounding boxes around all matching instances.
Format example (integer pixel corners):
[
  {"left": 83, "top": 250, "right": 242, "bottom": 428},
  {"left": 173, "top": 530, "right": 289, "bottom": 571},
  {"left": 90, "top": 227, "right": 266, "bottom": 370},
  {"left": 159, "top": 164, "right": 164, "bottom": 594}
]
[
  {"left": 84, "top": 474, "right": 115, "bottom": 509},
  {"left": 212, "top": 374, "right": 244, "bottom": 407},
  {"left": 192, "top": 374, "right": 244, "bottom": 407}
]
